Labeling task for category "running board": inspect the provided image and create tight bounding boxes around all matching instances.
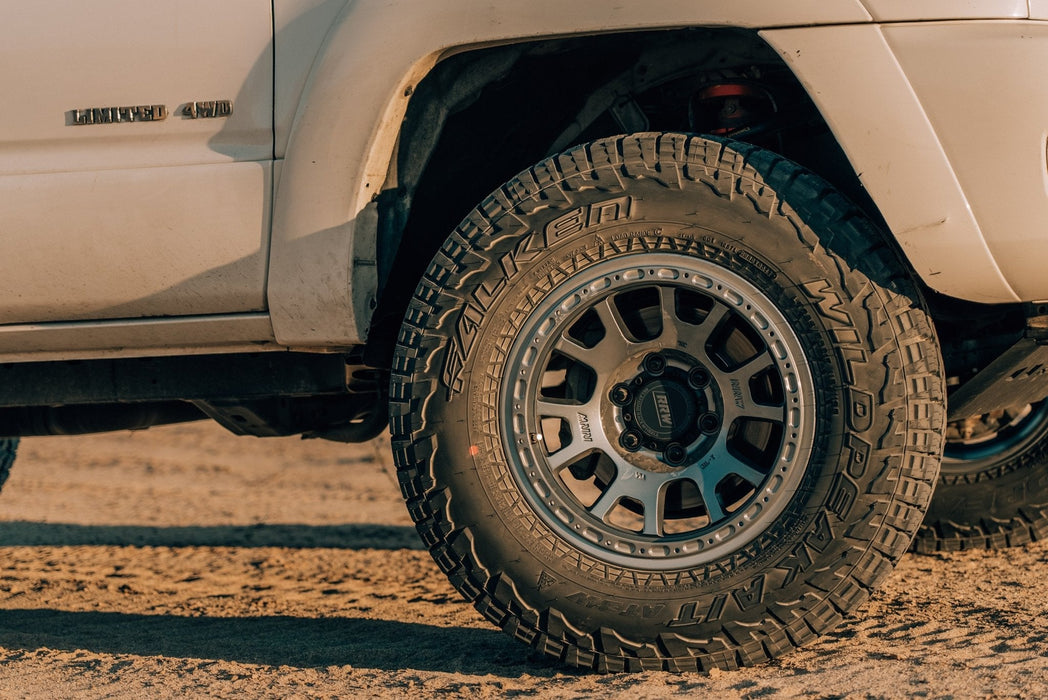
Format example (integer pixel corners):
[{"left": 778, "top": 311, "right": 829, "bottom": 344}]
[{"left": 947, "top": 315, "right": 1048, "bottom": 421}]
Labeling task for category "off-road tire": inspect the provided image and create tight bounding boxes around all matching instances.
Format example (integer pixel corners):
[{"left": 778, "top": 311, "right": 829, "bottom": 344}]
[
  {"left": 390, "top": 133, "right": 945, "bottom": 672},
  {"left": 915, "top": 403, "right": 1048, "bottom": 553}
]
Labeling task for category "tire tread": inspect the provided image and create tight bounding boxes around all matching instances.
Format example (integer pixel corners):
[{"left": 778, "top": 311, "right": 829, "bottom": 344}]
[{"left": 390, "top": 133, "right": 944, "bottom": 671}]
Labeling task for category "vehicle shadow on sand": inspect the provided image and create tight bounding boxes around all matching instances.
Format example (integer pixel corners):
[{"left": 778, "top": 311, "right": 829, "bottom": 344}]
[
  {"left": 0, "top": 608, "right": 564, "bottom": 675},
  {"left": 0, "top": 521, "right": 424, "bottom": 550},
  {"left": 0, "top": 522, "right": 573, "bottom": 677}
]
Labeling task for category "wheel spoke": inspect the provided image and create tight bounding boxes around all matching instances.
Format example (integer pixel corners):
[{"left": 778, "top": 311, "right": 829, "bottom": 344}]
[
  {"left": 676, "top": 303, "right": 730, "bottom": 357},
  {"left": 716, "top": 354, "right": 784, "bottom": 425},
  {"left": 590, "top": 296, "right": 634, "bottom": 359},
  {"left": 587, "top": 457, "right": 673, "bottom": 536},
  {"left": 684, "top": 474, "right": 727, "bottom": 523},
  {"left": 535, "top": 398, "right": 596, "bottom": 424},
  {"left": 734, "top": 403, "right": 785, "bottom": 423},
  {"left": 552, "top": 335, "right": 602, "bottom": 370},
  {"left": 640, "top": 483, "right": 669, "bottom": 537},
  {"left": 734, "top": 354, "right": 776, "bottom": 383},
  {"left": 546, "top": 437, "right": 600, "bottom": 472},
  {"left": 695, "top": 439, "right": 769, "bottom": 489},
  {"left": 537, "top": 395, "right": 612, "bottom": 472},
  {"left": 553, "top": 297, "right": 634, "bottom": 374},
  {"left": 656, "top": 286, "right": 680, "bottom": 348},
  {"left": 588, "top": 477, "right": 632, "bottom": 523},
  {"left": 677, "top": 439, "right": 768, "bottom": 525},
  {"left": 725, "top": 459, "right": 768, "bottom": 488}
]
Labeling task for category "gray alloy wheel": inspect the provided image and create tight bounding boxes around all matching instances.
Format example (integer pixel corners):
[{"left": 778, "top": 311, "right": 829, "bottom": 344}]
[{"left": 502, "top": 253, "right": 814, "bottom": 570}]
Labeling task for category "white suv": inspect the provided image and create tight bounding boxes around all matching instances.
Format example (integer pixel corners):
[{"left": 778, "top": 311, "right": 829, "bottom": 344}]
[{"left": 4, "top": 0, "right": 1048, "bottom": 672}]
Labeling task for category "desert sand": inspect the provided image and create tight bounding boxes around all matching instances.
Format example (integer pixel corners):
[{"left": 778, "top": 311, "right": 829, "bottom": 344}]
[{"left": 0, "top": 420, "right": 1046, "bottom": 698}]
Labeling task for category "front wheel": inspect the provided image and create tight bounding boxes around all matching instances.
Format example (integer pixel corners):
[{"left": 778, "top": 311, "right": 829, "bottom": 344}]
[{"left": 391, "top": 134, "right": 945, "bottom": 671}]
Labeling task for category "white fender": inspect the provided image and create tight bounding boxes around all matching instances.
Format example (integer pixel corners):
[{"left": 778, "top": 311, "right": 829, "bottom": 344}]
[{"left": 268, "top": 0, "right": 873, "bottom": 346}]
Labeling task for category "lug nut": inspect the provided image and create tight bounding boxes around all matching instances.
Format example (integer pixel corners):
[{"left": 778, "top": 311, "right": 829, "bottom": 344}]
[
  {"left": 620, "top": 430, "right": 643, "bottom": 452},
  {"left": 643, "top": 352, "right": 666, "bottom": 376},
  {"left": 688, "top": 367, "right": 711, "bottom": 389},
  {"left": 699, "top": 412, "right": 721, "bottom": 434},
  {"left": 664, "top": 443, "right": 688, "bottom": 466},
  {"left": 609, "top": 383, "right": 632, "bottom": 406}
]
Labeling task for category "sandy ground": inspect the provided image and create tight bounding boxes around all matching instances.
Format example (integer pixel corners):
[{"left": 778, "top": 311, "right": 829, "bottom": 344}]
[{"left": 0, "top": 421, "right": 1046, "bottom": 698}]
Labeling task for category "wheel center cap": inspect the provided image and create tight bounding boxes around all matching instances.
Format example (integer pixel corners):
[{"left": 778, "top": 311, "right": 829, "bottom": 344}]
[{"left": 633, "top": 379, "right": 696, "bottom": 442}]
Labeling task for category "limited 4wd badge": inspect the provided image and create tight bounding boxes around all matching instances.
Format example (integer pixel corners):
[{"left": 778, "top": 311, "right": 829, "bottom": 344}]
[{"left": 68, "top": 100, "right": 232, "bottom": 125}]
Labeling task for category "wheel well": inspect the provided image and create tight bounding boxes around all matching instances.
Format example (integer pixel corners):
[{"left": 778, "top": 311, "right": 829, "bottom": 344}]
[{"left": 365, "top": 27, "right": 877, "bottom": 366}]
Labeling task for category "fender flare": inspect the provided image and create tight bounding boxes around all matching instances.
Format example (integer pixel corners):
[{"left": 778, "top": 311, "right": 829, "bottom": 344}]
[{"left": 762, "top": 24, "right": 1017, "bottom": 304}]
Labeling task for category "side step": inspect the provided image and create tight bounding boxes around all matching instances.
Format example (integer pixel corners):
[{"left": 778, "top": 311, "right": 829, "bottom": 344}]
[{"left": 947, "top": 311, "right": 1048, "bottom": 421}]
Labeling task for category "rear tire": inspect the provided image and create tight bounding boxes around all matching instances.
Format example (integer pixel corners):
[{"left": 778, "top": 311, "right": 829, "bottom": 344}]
[
  {"left": 391, "top": 133, "right": 945, "bottom": 671},
  {"left": 915, "top": 402, "right": 1048, "bottom": 552}
]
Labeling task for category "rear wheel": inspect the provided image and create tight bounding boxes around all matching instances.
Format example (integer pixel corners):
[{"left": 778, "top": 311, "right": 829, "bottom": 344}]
[
  {"left": 914, "top": 402, "right": 1048, "bottom": 552},
  {"left": 391, "top": 133, "right": 945, "bottom": 671}
]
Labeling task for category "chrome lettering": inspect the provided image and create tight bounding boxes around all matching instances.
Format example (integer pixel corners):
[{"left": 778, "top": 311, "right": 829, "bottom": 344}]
[
  {"left": 71, "top": 104, "right": 167, "bottom": 125},
  {"left": 181, "top": 100, "right": 233, "bottom": 119}
]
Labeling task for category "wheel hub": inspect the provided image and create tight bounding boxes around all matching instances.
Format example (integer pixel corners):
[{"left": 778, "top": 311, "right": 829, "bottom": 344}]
[
  {"left": 633, "top": 377, "right": 697, "bottom": 442},
  {"left": 614, "top": 355, "right": 713, "bottom": 466}
]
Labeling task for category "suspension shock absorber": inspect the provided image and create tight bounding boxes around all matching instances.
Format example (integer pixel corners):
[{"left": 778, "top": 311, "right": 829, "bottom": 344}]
[{"left": 690, "top": 81, "right": 777, "bottom": 137}]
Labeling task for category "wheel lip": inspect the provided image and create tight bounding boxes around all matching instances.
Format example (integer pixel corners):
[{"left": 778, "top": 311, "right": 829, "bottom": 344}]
[
  {"left": 942, "top": 400, "right": 1048, "bottom": 473},
  {"left": 499, "top": 250, "right": 816, "bottom": 571}
]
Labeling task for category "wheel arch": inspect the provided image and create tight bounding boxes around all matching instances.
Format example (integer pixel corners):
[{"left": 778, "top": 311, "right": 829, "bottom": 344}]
[
  {"left": 272, "top": 7, "right": 1026, "bottom": 355},
  {"left": 362, "top": 28, "right": 884, "bottom": 364}
]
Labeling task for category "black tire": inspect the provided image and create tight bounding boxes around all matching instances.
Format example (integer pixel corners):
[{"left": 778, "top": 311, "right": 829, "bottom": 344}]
[
  {"left": 391, "top": 133, "right": 945, "bottom": 671},
  {"left": 914, "top": 402, "right": 1048, "bottom": 553},
  {"left": 0, "top": 438, "right": 17, "bottom": 494}
]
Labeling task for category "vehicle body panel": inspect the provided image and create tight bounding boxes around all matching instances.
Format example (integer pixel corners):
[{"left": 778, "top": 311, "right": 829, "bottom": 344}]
[
  {"left": 274, "top": 0, "right": 349, "bottom": 160},
  {"left": 768, "top": 20, "right": 1048, "bottom": 304},
  {"left": 859, "top": 0, "right": 1028, "bottom": 22},
  {"left": 1, "top": 1, "right": 1046, "bottom": 360},
  {"left": 0, "top": 162, "right": 272, "bottom": 324},
  {"left": 0, "top": 0, "right": 273, "bottom": 324},
  {"left": 883, "top": 21, "right": 1048, "bottom": 301},
  {"left": 0, "top": 313, "right": 278, "bottom": 364},
  {"left": 762, "top": 24, "right": 1019, "bottom": 304}
]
